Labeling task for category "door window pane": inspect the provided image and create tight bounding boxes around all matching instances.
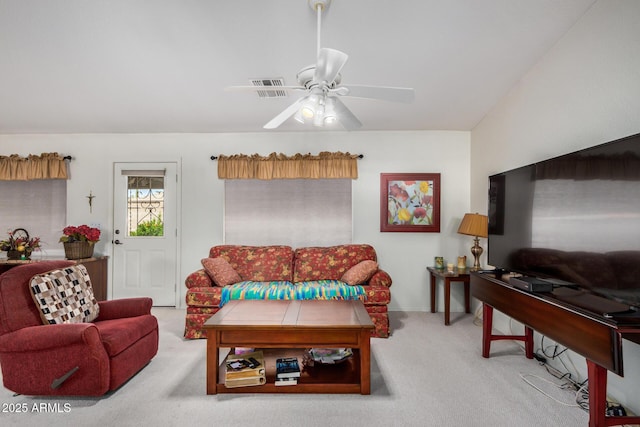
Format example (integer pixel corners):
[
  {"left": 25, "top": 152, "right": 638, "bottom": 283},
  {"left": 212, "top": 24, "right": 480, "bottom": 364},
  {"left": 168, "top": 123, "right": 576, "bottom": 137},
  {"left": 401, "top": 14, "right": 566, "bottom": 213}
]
[{"left": 127, "top": 176, "right": 164, "bottom": 237}]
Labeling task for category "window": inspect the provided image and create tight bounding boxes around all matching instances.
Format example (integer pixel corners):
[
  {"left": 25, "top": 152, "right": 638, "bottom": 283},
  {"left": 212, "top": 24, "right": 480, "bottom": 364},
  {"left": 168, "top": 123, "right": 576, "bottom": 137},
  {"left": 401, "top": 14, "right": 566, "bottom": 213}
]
[
  {"left": 0, "top": 180, "right": 66, "bottom": 254},
  {"left": 224, "top": 179, "right": 352, "bottom": 247},
  {"left": 126, "top": 176, "right": 165, "bottom": 237}
]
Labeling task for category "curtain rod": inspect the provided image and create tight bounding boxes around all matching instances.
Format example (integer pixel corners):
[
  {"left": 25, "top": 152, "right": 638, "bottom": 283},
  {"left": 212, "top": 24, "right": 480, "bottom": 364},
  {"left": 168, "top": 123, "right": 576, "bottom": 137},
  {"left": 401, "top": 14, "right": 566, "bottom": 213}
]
[
  {"left": 63, "top": 155, "right": 72, "bottom": 160},
  {"left": 210, "top": 154, "right": 363, "bottom": 160}
]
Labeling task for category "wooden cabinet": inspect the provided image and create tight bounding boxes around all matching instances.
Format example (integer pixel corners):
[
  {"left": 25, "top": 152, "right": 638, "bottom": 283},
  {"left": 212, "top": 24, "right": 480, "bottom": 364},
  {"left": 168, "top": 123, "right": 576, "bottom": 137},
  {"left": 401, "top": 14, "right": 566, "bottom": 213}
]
[
  {"left": 0, "top": 256, "right": 109, "bottom": 301},
  {"left": 77, "top": 257, "right": 108, "bottom": 301}
]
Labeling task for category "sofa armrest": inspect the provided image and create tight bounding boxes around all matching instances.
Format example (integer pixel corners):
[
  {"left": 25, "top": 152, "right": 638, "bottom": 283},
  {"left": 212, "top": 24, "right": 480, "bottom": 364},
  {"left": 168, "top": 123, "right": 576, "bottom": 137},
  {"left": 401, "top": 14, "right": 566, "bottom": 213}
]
[
  {"left": 369, "top": 269, "right": 392, "bottom": 288},
  {"left": 0, "top": 323, "right": 101, "bottom": 353},
  {"left": 185, "top": 269, "right": 213, "bottom": 289},
  {"left": 97, "top": 297, "right": 152, "bottom": 320}
]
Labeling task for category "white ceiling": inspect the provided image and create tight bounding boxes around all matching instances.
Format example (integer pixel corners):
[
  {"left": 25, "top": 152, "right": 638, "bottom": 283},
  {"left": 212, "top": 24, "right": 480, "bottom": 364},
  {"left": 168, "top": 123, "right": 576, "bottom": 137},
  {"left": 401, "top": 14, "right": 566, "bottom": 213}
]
[{"left": 0, "top": 0, "right": 596, "bottom": 134}]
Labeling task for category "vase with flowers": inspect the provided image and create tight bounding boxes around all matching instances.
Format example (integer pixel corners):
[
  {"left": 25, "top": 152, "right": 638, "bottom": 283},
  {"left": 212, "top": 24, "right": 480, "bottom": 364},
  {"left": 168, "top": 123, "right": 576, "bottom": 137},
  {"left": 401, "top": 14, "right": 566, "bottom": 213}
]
[
  {"left": 59, "top": 225, "right": 101, "bottom": 260},
  {"left": 0, "top": 228, "right": 41, "bottom": 260}
]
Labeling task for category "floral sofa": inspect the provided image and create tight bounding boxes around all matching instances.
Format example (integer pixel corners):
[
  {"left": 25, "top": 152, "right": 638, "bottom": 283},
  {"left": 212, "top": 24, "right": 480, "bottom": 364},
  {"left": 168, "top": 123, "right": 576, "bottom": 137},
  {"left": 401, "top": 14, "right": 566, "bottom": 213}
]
[{"left": 184, "top": 244, "right": 392, "bottom": 339}]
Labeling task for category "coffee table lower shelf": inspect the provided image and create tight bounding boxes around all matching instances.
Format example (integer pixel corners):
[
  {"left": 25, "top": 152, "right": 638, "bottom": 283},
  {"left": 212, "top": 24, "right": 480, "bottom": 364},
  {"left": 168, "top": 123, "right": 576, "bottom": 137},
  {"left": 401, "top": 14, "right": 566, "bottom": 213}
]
[{"left": 217, "top": 348, "right": 362, "bottom": 394}]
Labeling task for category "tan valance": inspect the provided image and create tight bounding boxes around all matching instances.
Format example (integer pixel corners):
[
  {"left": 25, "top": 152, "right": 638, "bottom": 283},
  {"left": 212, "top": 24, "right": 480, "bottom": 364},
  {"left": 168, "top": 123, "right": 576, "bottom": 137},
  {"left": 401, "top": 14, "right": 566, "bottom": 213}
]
[
  {"left": 217, "top": 152, "right": 360, "bottom": 179},
  {"left": 0, "top": 153, "right": 69, "bottom": 181}
]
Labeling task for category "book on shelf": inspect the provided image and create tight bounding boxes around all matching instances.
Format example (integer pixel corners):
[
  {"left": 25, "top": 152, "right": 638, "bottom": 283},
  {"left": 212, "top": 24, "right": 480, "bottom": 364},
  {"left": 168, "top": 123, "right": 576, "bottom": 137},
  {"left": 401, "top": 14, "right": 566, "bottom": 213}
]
[
  {"left": 274, "top": 377, "right": 298, "bottom": 386},
  {"left": 276, "top": 357, "right": 301, "bottom": 379},
  {"left": 225, "top": 375, "right": 267, "bottom": 388},
  {"left": 224, "top": 350, "right": 266, "bottom": 388}
]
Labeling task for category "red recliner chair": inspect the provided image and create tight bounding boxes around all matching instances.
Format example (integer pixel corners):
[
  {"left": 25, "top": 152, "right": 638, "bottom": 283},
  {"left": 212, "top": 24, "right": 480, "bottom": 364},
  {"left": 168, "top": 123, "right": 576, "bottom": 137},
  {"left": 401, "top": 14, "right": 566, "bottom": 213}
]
[{"left": 0, "top": 260, "right": 158, "bottom": 396}]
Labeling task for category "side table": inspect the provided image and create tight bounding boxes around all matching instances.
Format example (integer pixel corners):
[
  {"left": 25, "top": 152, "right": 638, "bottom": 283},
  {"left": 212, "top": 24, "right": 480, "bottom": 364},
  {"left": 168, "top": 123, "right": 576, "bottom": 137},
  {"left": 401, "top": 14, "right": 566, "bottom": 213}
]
[{"left": 427, "top": 266, "right": 471, "bottom": 325}]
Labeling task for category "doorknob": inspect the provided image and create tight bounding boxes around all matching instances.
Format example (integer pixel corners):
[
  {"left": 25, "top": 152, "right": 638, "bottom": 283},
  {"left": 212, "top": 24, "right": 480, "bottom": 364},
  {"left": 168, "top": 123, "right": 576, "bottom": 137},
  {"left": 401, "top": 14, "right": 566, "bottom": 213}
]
[{"left": 113, "top": 239, "right": 123, "bottom": 245}]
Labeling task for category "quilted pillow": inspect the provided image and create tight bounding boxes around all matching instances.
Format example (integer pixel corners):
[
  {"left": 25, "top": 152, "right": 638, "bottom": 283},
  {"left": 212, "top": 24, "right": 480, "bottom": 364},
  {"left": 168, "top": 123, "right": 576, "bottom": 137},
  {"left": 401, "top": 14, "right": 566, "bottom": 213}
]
[
  {"left": 202, "top": 257, "right": 241, "bottom": 287},
  {"left": 341, "top": 260, "right": 378, "bottom": 285},
  {"left": 29, "top": 264, "right": 100, "bottom": 325}
]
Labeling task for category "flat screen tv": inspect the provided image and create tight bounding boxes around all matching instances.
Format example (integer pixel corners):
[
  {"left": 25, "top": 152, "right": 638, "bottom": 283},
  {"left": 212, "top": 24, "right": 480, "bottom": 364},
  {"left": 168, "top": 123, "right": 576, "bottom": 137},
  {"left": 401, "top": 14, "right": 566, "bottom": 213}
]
[{"left": 487, "top": 132, "right": 640, "bottom": 313}]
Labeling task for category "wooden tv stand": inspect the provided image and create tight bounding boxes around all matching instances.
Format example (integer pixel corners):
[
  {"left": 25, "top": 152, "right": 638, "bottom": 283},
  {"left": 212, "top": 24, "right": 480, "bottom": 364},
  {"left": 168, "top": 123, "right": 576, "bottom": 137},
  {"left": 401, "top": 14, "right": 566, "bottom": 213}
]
[{"left": 471, "top": 272, "right": 640, "bottom": 427}]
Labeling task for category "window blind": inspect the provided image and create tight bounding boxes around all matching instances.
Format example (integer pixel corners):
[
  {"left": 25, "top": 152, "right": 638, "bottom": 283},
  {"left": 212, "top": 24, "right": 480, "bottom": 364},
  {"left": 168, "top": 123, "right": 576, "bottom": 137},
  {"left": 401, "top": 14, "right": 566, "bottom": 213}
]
[
  {"left": 224, "top": 179, "right": 352, "bottom": 247},
  {"left": 0, "top": 180, "right": 67, "bottom": 254}
]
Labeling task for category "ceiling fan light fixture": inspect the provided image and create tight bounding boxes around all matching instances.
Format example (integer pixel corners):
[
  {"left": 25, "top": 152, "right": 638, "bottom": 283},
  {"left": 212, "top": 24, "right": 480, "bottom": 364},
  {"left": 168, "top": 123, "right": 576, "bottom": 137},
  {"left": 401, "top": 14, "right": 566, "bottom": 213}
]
[
  {"left": 313, "top": 103, "right": 326, "bottom": 127},
  {"left": 323, "top": 97, "right": 338, "bottom": 125},
  {"left": 323, "top": 116, "right": 337, "bottom": 125},
  {"left": 300, "top": 93, "right": 321, "bottom": 119},
  {"left": 301, "top": 105, "right": 315, "bottom": 119}
]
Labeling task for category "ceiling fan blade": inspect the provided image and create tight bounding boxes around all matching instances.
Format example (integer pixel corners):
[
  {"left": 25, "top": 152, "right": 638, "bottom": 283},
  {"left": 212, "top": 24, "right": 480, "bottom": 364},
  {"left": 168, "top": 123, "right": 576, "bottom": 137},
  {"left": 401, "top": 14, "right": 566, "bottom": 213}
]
[
  {"left": 339, "top": 84, "right": 415, "bottom": 103},
  {"left": 314, "top": 48, "right": 349, "bottom": 85},
  {"left": 331, "top": 97, "right": 362, "bottom": 131},
  {"left": 263, "top": 98, "right": 305, "bottom": 129}
]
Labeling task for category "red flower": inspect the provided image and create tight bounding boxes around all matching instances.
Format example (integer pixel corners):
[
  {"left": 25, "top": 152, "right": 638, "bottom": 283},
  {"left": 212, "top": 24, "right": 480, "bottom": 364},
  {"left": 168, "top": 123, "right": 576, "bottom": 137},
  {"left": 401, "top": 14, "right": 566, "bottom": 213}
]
[
  {"left": 389, "top": 184, "right": 409, "bottom": 201},
  {"left": 59, "top": 225, "right": 101, "bottom": 243},
  {"left": 414, "top": 207, "right": 427, "bottom": 218}
]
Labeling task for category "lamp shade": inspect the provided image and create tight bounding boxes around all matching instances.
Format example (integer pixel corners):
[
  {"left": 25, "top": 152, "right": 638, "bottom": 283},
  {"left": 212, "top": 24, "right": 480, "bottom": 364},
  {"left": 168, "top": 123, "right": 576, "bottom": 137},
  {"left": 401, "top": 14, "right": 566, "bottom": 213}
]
[{"left": 457, "top": 213, "right": 488, "bottom": 238}]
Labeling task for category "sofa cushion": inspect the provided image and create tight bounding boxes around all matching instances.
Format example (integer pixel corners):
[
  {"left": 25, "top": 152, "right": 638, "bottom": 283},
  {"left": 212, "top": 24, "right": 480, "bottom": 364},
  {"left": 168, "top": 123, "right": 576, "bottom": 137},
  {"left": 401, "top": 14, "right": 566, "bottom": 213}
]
[
  {"left": 29, "top": 264, "right": 100, "bottom": 325},
  {"left": 341, "top": 260, "right": 379, "bottom": 285},
  {"left": 209, "top": 245, "right": 294, "bottom": 281},
  {"left": 293, "top": 244, "right": 378, "bottom": 282},
  {"left": 202, "top": 257, "right": 241, "bottom": 287}
]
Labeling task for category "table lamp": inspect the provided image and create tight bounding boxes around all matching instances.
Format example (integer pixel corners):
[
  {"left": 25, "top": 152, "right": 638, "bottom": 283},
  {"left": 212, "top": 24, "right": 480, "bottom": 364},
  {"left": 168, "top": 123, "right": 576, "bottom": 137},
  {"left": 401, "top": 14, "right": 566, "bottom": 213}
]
[{"left": 457, "top": 213, "right": 489, "bottom": 271}]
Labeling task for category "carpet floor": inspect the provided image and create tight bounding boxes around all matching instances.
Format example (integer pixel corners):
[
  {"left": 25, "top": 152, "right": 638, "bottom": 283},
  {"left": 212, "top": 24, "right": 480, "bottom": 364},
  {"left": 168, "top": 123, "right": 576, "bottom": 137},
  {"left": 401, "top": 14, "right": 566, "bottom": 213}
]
[{"left": 0, "top": 308, "right": 589, "bottom": 426}]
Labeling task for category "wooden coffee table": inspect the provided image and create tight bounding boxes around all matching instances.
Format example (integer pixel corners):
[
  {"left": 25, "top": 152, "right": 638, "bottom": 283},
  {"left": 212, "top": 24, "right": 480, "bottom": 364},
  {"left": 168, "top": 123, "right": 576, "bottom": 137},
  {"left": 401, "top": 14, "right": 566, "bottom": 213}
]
[{"left": 203, "top": 299, "right": 374, "bottom": 394}]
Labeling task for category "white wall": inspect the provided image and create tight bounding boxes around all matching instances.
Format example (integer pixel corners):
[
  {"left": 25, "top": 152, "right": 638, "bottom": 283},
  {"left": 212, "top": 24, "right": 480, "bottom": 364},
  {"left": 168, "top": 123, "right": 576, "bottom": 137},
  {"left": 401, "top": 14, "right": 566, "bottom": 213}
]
[
  {"left": 471, "top": 0, "right": 640, "bottom": 413},
  {"left": 0, "top": 130, "right": 471, "bottom": 312}
]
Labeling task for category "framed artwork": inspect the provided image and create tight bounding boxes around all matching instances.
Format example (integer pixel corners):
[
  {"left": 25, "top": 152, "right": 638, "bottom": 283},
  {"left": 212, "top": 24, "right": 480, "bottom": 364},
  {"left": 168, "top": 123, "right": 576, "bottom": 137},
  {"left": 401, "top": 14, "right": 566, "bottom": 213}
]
[{"left": 380, "top": 173, "right": 441, "bottom": 232}]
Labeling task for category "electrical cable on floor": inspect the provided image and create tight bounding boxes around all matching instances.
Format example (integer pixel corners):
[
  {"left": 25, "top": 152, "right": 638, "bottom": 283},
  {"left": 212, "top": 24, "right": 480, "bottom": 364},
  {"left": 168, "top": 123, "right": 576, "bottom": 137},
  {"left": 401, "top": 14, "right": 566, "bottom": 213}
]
[
  {"left": 475, "top": 310, "right": 631, "bottom": 417},
  {"left": 541, "top": 336, "right": 569, "bottom": 359},
  {"left": 533, "top": 340, "right": 598, "bottom": 413},
  {"left": 538, "top": 337, "right": 584, "bottom": 390},
  {"left": 575, "top": 382, "right": 590, "bottom": 411},
  {"left": 472, "top": 304, "right": 483, "bottom": 326},
  {"left": 515, "top": 333, "right": 594, "bottom": 413},
  {"left": 519, "top": 373, "right": 582, "bottom": 408}
]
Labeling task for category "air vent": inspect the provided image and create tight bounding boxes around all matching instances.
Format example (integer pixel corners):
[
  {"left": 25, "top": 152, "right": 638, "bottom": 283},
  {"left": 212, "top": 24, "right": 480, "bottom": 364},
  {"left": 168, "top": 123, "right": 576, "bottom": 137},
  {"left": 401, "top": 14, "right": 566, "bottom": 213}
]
[{"left": 250, "top": 78, "right": 288, "bottom": 98}]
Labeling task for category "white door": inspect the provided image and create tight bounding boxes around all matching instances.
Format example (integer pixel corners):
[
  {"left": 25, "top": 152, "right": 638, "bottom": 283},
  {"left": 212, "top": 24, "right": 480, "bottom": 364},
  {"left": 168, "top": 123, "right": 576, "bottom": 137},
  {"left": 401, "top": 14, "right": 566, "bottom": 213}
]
[{"left": 113, "top": 162, "right": 178, "bottom": 306}]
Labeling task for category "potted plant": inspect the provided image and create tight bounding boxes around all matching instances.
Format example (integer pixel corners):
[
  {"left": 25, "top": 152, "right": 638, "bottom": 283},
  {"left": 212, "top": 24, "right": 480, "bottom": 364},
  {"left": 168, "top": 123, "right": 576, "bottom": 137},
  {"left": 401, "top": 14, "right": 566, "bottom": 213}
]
[
  {"left": 0, "top": 228, "right": 41, "bottom": 260},
  {"left": 59, "top": 225, "right": 101, "bottom": 260}
]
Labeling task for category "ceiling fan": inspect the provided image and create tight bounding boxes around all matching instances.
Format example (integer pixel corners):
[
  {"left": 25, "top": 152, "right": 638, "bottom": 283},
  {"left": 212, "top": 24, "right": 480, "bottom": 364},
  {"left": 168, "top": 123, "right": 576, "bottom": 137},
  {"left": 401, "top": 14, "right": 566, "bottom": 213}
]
[{"left": 226, "top": 0, "right": 415, "bottom": 130}]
